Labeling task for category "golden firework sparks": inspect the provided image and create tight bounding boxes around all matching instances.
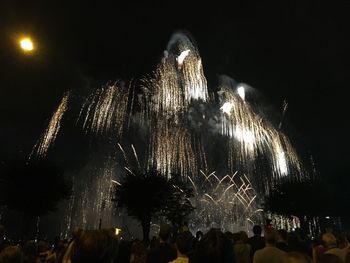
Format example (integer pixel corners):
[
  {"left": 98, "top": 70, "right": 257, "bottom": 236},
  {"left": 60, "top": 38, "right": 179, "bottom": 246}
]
[{"left": 31, "top": 91, "right": 71, "bottom": 158}]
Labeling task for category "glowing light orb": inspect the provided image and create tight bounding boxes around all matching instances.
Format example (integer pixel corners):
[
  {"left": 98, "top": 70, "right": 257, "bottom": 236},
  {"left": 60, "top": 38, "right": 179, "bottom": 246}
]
[
  {"left": 19, "top": 37, "right": 34, "bottom": 52},
  {"left": 115, "top": 228, "right": 121, "bottom": 235}
]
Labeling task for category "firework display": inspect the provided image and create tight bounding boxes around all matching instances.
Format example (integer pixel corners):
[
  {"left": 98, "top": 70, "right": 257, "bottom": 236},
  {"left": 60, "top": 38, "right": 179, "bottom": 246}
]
[{"left": 31, "top": 32, "right": 303, "bottom": 236}]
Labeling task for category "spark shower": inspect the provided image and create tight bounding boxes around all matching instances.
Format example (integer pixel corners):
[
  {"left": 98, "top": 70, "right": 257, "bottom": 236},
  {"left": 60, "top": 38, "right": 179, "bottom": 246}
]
[{"left": 31, "top": 32, "right": 303, "bottom": 236}]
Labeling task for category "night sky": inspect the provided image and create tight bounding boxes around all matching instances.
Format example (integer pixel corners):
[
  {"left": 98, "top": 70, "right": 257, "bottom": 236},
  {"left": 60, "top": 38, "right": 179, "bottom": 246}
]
[{"left": 1, "top": 1, "right": 349, "bottom": 182}]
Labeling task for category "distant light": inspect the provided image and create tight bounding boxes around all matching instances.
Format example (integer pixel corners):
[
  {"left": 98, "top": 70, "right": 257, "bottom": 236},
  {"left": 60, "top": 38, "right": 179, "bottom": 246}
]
[
  {"left": 237, "top": 86, "right": 245, "bottom": 101},
  {"left": 19, "top": 37, "right": 34, "bottom": 52},
  {"left": 325, "top": 216, "right": 330, "bottom": 219},
  {"left": 115, "top": 228, "right": 121, "bottom": 235}
]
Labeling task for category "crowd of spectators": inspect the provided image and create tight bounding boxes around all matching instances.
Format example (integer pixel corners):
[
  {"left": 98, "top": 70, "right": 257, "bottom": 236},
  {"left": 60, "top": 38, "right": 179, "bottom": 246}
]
[{"left": 0, "top": 223, "right": 350, "bottom": 263}]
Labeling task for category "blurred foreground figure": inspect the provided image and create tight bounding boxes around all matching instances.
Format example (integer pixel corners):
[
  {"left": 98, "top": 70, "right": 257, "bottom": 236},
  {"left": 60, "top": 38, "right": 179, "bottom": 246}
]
[
  {"left": 282, "top": 252, "right": 312, "bottom": 263},
  {"left": 249, "top": 225, "right": 265, "bottom": 256},
  {"left": 195, "top": 228, "right": 235, "bottom": 263},
  {"left": 70, "top": 229, "right": 118, "bottom": 263},
  {"left": 169, "top": 231, "right": 193, "bottom": 263},
  {"left": 253, "top": 229, "right": 285, "bottom": 263},
  {"left": 321, "top": 233, "right": 344, "bottom": 262},
  {"left": 147, "top": 224, "right": 177, "bottom": 263},
  {"left": 0, "top": 246, "right": 22, "bottom": 263}
]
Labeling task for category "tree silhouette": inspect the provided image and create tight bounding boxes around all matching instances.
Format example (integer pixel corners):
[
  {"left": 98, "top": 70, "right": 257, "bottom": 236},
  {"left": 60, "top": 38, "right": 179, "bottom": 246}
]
[
  {"left": 264, "top": 177, "right": 340, "bottom": 233},
  {"left": 113, "top": 170, "right": 194, "bottom": 241},
  {"left": 162, "top": 176, "right": 194, "bottom": 228},
  {"left": 0, "top": 159, "right": 71, "bottom": 237}
]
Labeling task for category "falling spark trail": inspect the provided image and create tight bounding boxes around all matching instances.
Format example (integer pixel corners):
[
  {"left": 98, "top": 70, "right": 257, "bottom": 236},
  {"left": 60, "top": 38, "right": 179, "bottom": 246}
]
[
  {"left": 111, "top": 179, "right": 121, "bottom": 185},
  {"left": 124, "top": 167, "right": 135, "bottom": 176},
  {"left": 218, "top": 77, "right": 301, "bottom": 182},
  {"left": 220, "top": 184, "right": 236, "bottom": 200},
  {"left": 117, "top": 143, "right": 129, "bottom": 167},
  {"left": 131, "top": 144, "right": 141, "bottom": 171},
  {"left": 204, "top": 194, "right": 217, "bottom": 204},
  {"left": 127, "top": 81, "right": 135, "bottom": 129},
  {"left": 187, "top": 176, "right": 198, "bottom": 195},
  {"left": 278, "top": 100, "right": 288, "bottom": 129},
  {"left": 246, "top": 195, "right": 257, "bottom": 209},
  {"left": 247, "top": 218, "right": 255, "bottom": 224},
  {"left": 31, "top": 91, "right": 71, "bottom": 158},
  {"left": 78, "top": 82, "right": 129, "bottom": 137}
]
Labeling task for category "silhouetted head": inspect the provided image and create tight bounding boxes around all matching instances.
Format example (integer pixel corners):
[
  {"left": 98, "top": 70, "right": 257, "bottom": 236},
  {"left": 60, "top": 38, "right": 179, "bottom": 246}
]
[
  {"left": 320, "top": 253, "right": 343, "bottom": 263},
  {"left": 265, "top": 229, "right": 278, "bottom": 246},
  {"left": 159, "top": 224, "right": 173, "bottom": 242},
  {"left": 232, "top": 232, "right": 240, "bottom": 244},
  {"left": 22, "top": 240, "right": 37, "bottom": 257},
  {"left": 278, "top": 229, "right": 288, "bottom": 242},
  {"left": 253, "top": 225, "right": 262, "bottom": 236},
  {"left": 71, "top": 230, "right": 118, "bottom": 263},
  {"left": 239, "top": 231, "right": 249, "bottom": 243},
  {"left": 224, "top": 231, "right": 234, "bottom": 243},
  {"left": 176, "top": 231, "right": 193, "bottom": 256},
  {"left": 337, "top": 233, "right": 348, "bottom": 249},
  {"left": 195, "top": 228, "right": 232, "bottom": 263},
  {"left": 37, "top": 240, "right": 50, "bottom": 253},
  {"left": 283, "top": 252, "right": 312, "bottom": 263},
  {"left": 72, "top": 228, "right": 83, "bottom": 240},
  {"left": 22, "top": 241, "right": 37, "bottom": 263},
  {"left": 131, "top": 240, "right": 147, "bottom": 263},
  {"left": 321, "top": 233, "right": 337, "bottom": 249},
  {"left": 0, "top": 246, "right": 22, "bottom": 263}
]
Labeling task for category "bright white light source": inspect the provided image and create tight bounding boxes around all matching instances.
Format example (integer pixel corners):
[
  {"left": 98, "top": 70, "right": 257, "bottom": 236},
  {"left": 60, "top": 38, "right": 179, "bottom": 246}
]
[
  {"left": 19, "top": 37, "right": 34, "bottom": 51},
  {"left": 276, "top": 151, "right": 288, "bottom": 175},
  {"left": 237, "top": 86, "right": 245, "bottom": 101},
  {"left": 177, "top": 49, "right": 190, "bottom": 67},
  {"left": 115, "top": 228, "right": 121, "bottom": 235}
]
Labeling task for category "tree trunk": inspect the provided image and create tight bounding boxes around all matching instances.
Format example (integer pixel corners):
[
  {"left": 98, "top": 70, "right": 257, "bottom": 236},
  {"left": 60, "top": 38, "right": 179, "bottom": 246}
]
[{"left": 141, "top": 220, "right": 150, "bottom": 242}]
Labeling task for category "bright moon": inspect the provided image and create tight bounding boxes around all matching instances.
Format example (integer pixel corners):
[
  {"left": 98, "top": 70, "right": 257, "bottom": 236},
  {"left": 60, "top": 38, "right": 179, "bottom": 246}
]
[{"left": 19, "top": 38, "right": 34, "bottom": 51}]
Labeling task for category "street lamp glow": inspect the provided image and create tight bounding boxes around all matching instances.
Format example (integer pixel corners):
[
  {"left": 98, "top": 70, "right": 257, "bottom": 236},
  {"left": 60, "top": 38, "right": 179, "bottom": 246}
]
[{"left": 19, "top": 37, "right": 34, "bottom": 52}]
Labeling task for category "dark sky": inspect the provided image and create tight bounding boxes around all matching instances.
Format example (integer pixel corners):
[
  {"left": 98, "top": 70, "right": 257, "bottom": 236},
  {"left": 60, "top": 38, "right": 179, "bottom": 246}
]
[{"left": 1, "top": 1, "right": 349, "bottom": 180}]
